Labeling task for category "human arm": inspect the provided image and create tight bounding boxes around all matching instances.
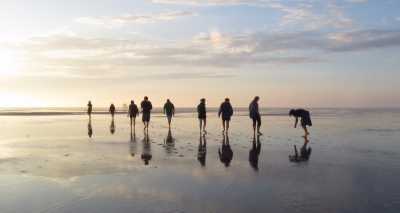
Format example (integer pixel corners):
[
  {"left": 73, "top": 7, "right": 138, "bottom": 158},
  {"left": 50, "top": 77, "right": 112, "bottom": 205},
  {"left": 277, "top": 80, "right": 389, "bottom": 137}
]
[
  {"left": 294, "top": 117, "right": 298, "bottom": 128},
  {"left": 134, "top": 105, "right": 139, "bottom": 115}
]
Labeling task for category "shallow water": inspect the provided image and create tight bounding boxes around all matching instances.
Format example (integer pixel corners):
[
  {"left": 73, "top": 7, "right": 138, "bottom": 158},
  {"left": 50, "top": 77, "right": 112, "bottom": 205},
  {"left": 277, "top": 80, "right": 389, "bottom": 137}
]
[{"left": 0, "top": 109, "right": 400, "bottom": 213}]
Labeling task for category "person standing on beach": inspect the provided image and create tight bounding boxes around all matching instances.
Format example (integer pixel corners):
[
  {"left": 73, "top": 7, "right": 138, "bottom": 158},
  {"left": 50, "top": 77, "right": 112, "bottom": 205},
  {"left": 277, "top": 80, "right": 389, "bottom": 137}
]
[
  {"left": 141, "top": 96, "right": 152, "bottom": 131},
  {"left": 249, "top": 96, "right": 262, "bottom": 135},
  {"left": 163, "top": 99, "right": 175, "bottom": 129},
  {"left": 218, "top": 98, "right": 233, "bottom": 134},
  {"left": 128, "top": 100, "right": 139, "bottom": 128},
  {"left": 109, "top": 103, "right": 116, "bottom": 118},
  {"left": 87, "top": 101, "right": 92, "bottom": 118},
  {"left": 289, "top": 109, "right": 312, "bottom": 136},
  {"left": 197, "top": 98, "right": 207, "bottom": 134}
]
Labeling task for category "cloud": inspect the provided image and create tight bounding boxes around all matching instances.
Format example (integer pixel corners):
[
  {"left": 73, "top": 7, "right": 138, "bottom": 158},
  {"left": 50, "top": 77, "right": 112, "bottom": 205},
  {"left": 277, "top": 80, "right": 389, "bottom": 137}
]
[
  {"left": 150, "top": 0, "right": 367, "bottom": 6},
  {"left": 138, "top": 72, "right": 235, "bottom": 79},
  {"left": 346, "top": 0, "right": 368, "bottom": 3},
  {"left": 149, "top": 0, "right": 270, "bottom": 6},
  {"left": 76, "top": 11, "right": 195, "bottom": 27},
  {"left": 326, "top": 30, "right": 400, "bottom": 52},
  {"left": 149, "top": 1, "right": 354, "bottom": 31},
  {"left": 269, "top": 2, "right": 353, "bottom": 30},
  {"left": 5, "top": 28, "right": 400, "bottom": 79}
]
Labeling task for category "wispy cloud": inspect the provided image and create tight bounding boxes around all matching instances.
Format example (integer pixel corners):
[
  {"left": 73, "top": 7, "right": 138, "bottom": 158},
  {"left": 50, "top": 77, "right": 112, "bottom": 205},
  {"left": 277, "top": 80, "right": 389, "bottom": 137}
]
[
  {"left": 269, "top": 2, "right": 353, "bottom": 30},
  {"left": 4, "top": 28, "right": 400, "bottom": 78},
  {"left": 326, "top": 30, "right": 400, "bottom": 52},
  {"left": 150, "top": 0, "right": 354, "bottom": 31},
  {"left": 149, "top": 0, "right": 270, "bottom": 6},
  {"left": 76, "top": 11, "right": 195, "bottom": 27},
  {"left": 138, "top": 72, "right": 235, "bottom": 80},
  {"left": 346, "top": 0, "right": 368, "bottom": 3}
]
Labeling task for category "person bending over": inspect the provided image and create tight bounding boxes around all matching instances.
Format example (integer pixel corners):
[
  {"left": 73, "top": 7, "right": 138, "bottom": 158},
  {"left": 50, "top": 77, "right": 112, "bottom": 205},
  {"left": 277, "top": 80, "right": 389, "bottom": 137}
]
[{"left": 289, "top": 108, "right": 312, "bottom": 136}]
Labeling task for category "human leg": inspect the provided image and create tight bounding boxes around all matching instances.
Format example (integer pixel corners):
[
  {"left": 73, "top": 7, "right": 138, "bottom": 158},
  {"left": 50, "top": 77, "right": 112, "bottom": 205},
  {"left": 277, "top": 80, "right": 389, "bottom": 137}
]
[
  {"left": 257, "top": 115, "right": 262, "bottom": 135},
  {"left": 203, "top": 118, "right": 207, "bottom": 134}
]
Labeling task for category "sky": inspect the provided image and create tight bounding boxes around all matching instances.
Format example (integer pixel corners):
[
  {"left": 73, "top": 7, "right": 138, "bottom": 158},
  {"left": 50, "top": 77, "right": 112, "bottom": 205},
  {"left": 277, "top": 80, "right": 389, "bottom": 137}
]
[{"left": 0, "top": 0, "right": 399, "bottom": 108}]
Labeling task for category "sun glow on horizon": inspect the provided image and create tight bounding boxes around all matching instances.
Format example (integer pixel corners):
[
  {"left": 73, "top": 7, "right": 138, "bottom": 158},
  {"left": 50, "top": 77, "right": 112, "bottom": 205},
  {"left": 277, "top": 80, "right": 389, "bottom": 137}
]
[
  {"left": 0, "top": 93, "right": 47, "bottom": 108},
  {"left": 0, "top": 49, "right": 23, "bottom": 76}
]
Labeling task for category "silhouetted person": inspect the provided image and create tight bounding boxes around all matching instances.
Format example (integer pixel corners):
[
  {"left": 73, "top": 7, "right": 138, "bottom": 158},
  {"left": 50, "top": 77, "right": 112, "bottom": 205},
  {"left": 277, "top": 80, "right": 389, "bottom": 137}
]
[
  {"left": 87, "top": 101, "right": 93, "bottom": 118},
  {"left": 164, "top": 128, "right": 175, "bottom": 155},
  {"left": 87, "top": 101, "right": 93, "bottom": 138},
  {"left": 197, "top": 98, "right": 207, "bottom": 135},
  {"left": 110, "top": 118, "right": 115, "bottom": 134},
  {"left": 128, "top": 100, "right": 139, "bottom": 128},
  {"left": 289, "top": 109, "right": 312, "bottom": 136},
  {"left": 218, "top": 134, "right": 233, "bottom": 167},
  {"left": 109, "top": 103, "right": 116, "bottom": 118},
  {"left": 249, "top": 134, "right": 261, "bottom": 171},
  {"left": 249, "top": 96, "right": 262, "bottom": 135},
  {"left": 88, "top": 119, "right": 93, "bottom": 138},
  {"left": 289, "top": 136, "right": 312, "bottom": 162},
  {"left": 129, "top": 127, "right": 137, "bottom": 157},
  {"left": 141, "top": 133, "right": 152, "bottom": 165},
  {"left": 218, "top": 98, "right": 233, "bottom": 134},
  {"left": 197, "top": 135, "right": 207, "bottom": 167},
  {"left": 163, "top": 99, "right": 175, "bottom": 129},
  {"left": 141, "top": 96, "right": 152, "bottom": 132}
]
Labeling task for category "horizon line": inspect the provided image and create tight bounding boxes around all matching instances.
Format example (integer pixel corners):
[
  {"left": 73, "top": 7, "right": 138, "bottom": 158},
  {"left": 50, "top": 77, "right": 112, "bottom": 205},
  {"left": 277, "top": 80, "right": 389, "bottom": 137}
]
[{"left": 1, "top": 106, "right": 400, "bottom": 109}]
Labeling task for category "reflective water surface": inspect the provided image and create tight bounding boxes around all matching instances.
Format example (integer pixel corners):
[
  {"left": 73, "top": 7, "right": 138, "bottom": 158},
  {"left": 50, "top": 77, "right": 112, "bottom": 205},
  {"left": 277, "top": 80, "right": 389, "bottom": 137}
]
[{"left": 0, "top": 109, "right": 400, "bottom": 213}]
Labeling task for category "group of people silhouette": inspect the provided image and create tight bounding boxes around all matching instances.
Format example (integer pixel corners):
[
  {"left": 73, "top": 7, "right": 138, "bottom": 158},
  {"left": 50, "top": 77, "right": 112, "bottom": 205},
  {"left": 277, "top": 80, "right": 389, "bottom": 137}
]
[
  {"left": 87, "top": 96, "right": 312, "bottom": 136},
  {"left": 86, "top": 96, "right": 313, "bottom": 167}
]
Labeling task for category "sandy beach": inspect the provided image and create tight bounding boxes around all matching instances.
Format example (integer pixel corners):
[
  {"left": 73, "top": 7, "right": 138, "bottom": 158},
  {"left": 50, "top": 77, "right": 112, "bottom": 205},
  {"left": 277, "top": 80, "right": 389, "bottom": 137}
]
[{"left": 0, "top": 108, "right": 399, "bottom": 213}]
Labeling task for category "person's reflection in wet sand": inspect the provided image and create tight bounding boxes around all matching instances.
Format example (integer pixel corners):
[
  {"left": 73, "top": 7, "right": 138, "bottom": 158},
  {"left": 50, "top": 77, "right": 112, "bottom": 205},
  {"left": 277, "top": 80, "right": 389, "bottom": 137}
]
[
  {"left": 141, "top": 132, "right": 152, "bottom": 165},
  {"left": 289, "top": 135, "right": 312, "bottom": 162},
  {"left": 129, "top": 126, "right": 137, "bottom": 157},
  {"left": 249, "top": 134, "right": 261, "bottom": 171},
  {"left": 197, "top": 135, "right": 207, "bottom": 167},
  {"left": 164, "top": 128, "right": 175, "bottom": 155},
  {"left": 88, "top": 118, "right": 93, "bottom": 138},
  {"left": 218, "top": 134, "right": 233, "bottom": 167},
  {"left": 110, "top": 117, "right": 115, "bottom": 134}
]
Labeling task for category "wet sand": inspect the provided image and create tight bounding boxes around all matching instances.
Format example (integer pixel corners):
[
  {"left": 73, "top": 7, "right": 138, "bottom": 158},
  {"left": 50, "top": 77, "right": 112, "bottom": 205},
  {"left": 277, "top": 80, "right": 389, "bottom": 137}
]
[{"left": 0, "top": 109, "right": 400, "bottom": 213}]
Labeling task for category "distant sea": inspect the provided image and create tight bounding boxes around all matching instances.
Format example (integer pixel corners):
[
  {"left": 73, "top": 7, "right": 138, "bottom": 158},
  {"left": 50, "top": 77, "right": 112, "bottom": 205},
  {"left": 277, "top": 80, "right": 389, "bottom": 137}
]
[{"left": 0, "top": 107, "right": 399, "bottom": 117}]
